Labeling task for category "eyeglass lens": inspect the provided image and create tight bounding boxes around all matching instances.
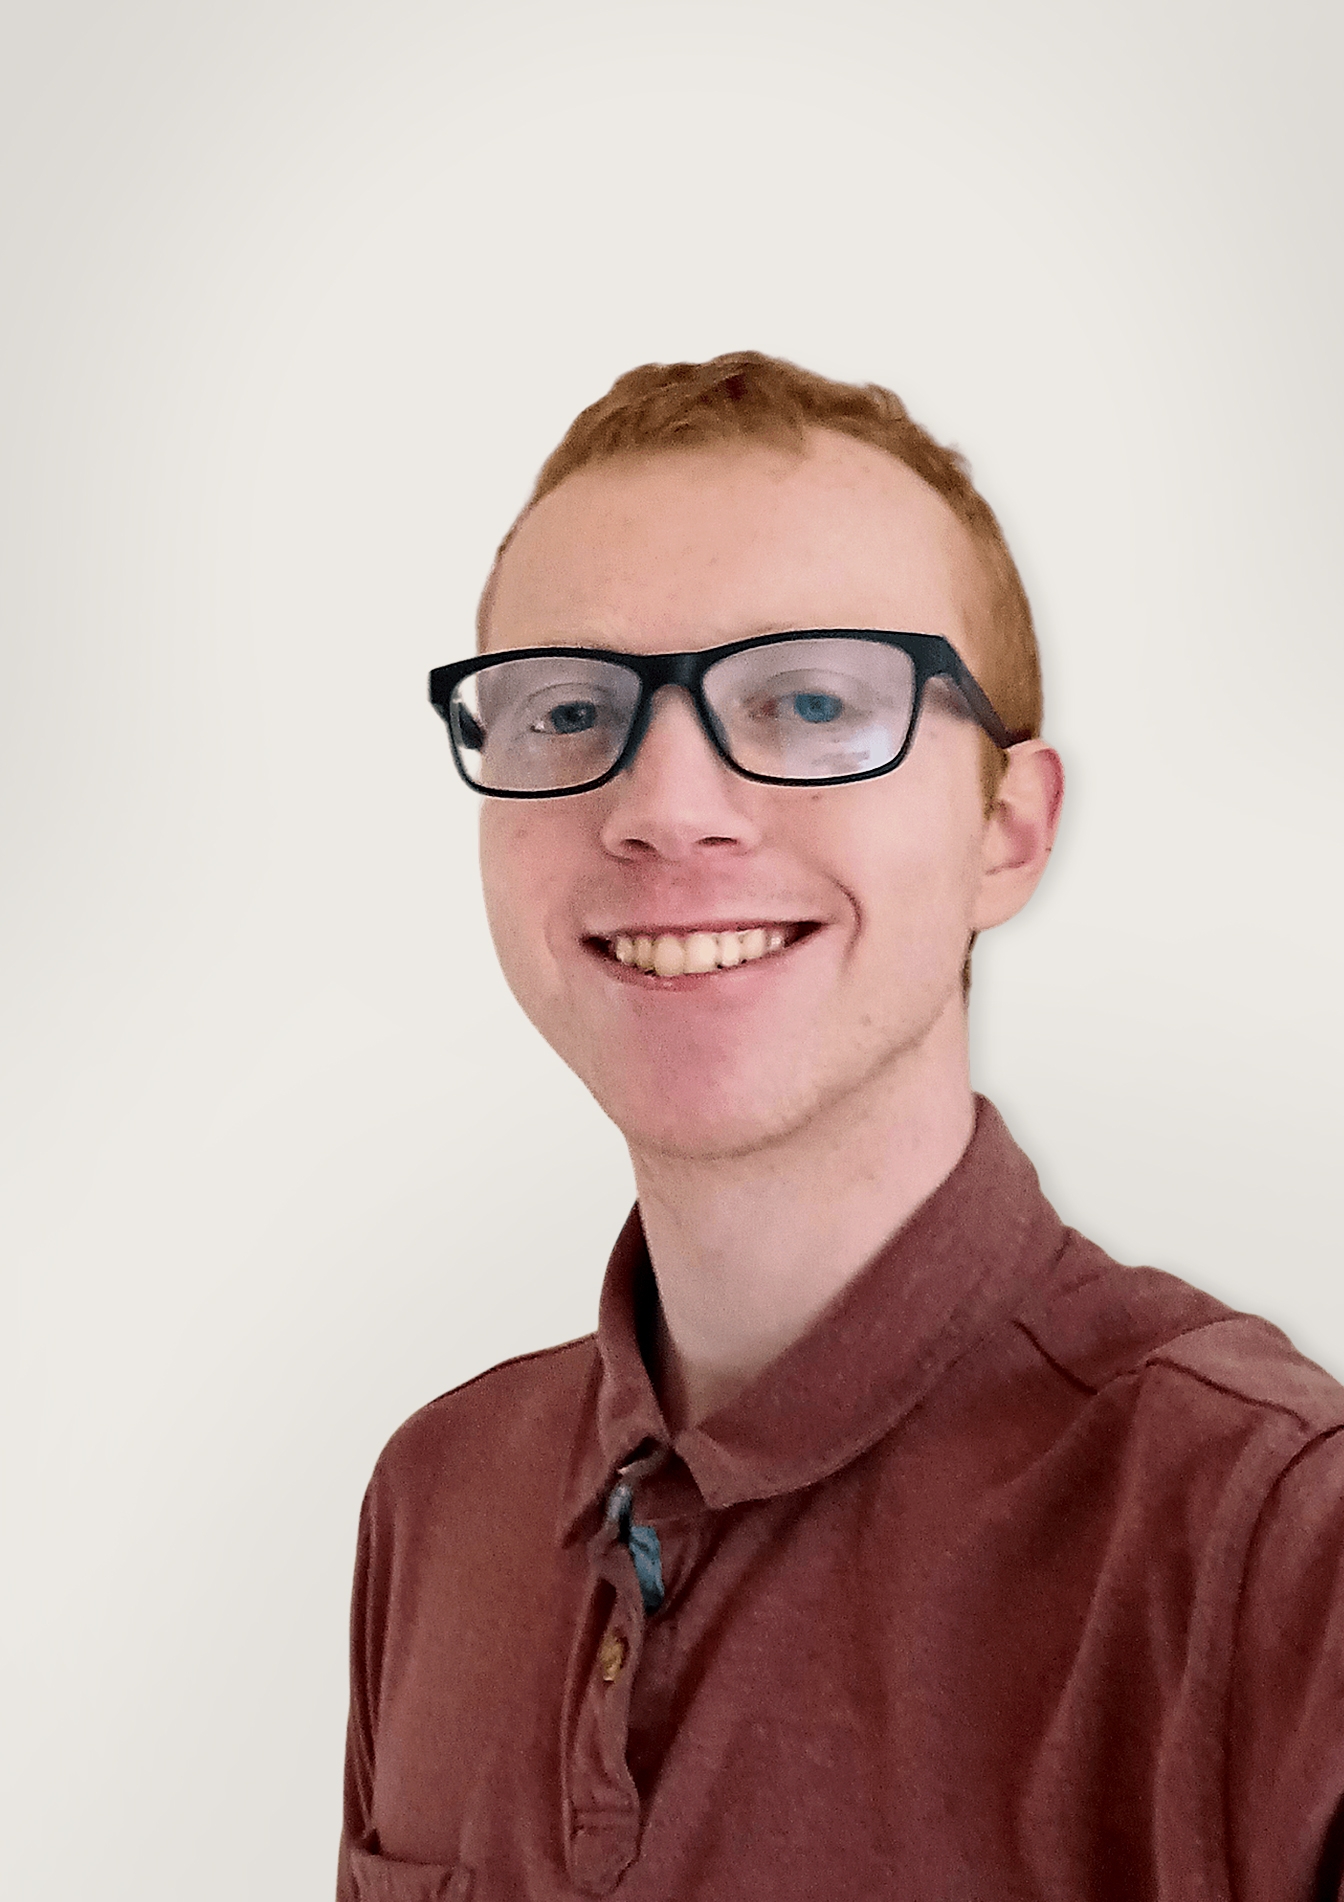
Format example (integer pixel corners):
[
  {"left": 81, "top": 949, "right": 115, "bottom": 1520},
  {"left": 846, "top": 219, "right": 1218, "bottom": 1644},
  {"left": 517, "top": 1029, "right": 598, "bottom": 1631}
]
[{"left": 448, "top": 637, "right": 920, "bottom": 793}]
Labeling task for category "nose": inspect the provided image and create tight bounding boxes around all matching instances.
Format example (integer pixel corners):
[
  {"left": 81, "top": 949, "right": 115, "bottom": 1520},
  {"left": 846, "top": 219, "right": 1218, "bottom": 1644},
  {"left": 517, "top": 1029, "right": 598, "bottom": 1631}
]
[{"left": 597, "top": 686, "right": 763, "bottom": 862}]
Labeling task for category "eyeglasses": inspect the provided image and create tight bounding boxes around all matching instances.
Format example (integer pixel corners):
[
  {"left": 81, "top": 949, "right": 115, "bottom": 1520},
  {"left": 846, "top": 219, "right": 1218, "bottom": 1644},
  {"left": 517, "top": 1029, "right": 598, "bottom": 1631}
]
[{"left": 427, "top": 629, "right": 1026, "bottom": 799}]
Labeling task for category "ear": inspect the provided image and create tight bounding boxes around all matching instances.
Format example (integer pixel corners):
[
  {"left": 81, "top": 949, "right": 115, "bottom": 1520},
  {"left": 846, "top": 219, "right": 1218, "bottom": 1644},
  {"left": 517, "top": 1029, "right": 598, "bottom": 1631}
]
[{"left": 970, "top": 740, "right": 1065, "bottom": 931}]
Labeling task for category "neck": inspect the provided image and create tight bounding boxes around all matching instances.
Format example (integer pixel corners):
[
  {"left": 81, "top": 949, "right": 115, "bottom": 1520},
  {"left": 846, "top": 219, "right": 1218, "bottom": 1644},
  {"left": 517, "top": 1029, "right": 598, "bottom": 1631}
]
[{"left": 629, "top": 1014, "right": 976, "bottom": 1436}]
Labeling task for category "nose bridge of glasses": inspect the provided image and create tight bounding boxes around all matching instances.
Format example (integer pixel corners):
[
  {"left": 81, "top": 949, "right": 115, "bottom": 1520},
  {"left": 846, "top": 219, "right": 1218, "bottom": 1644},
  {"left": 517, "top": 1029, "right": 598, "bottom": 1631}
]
[{"left": 625, "top": 670, "right": 727, "bottom": 776}]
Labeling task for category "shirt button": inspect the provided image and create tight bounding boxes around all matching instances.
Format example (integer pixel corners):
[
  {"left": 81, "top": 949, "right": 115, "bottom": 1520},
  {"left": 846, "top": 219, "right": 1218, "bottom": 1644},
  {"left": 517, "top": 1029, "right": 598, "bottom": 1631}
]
[{"left": 598, "top": 1631, "right": 627, "bottom": 1683}]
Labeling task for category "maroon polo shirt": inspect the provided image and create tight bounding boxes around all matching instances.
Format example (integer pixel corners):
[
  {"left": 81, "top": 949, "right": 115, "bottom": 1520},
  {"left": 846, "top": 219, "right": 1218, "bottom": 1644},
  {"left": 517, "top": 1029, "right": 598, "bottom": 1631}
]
[{"left": 337, "top": 1100, "right": 1344, "bottom": 1901}]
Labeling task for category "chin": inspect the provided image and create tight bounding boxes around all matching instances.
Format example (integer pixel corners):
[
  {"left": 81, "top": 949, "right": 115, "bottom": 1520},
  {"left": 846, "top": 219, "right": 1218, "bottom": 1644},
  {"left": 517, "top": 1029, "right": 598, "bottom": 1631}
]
[
  {"left": 585, "top": 1064, "right": 860, "bottom": 1166},
  {"left": 582, "top": 1002, "right": 965, "bottom": 1165},
  {"left": 572, "top": 1055, "right": 755, "bottom": 1154}
]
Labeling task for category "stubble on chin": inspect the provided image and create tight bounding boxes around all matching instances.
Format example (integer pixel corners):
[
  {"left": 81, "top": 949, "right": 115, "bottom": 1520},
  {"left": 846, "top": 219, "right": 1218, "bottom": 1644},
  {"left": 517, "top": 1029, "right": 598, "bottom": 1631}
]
[{"left": 583, "top": 994, "right": 963, "bottom": 1174}]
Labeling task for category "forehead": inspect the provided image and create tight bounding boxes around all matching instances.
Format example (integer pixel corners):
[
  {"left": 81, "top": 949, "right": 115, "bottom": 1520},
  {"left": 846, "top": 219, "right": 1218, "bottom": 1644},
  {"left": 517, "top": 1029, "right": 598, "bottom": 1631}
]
[{"left": 487, "top": 429, "right": 989, "bottom": 661}]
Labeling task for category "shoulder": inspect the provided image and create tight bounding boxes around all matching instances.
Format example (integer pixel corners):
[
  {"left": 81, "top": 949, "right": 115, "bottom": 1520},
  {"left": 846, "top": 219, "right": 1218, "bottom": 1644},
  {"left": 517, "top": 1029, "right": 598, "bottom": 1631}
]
[
  {"left": 362, "top": 1331, "right": 600, "bottom": 1522},
  {"left": 1016, "top": 1227, "right": 1344, "bottom": 1437},
  {"left": 1003, "top": 1233, "right": 1344, "bottom": 1888},
  {"left": 1009, "top": 1230, "right": 1344, "bottom": 1544}
]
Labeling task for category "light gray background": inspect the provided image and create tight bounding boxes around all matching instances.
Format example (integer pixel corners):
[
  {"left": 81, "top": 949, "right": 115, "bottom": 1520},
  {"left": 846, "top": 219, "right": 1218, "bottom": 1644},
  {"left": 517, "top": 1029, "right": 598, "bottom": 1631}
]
[{"left": 2, "top": 2, "right": 1340, "bottom": 1896}]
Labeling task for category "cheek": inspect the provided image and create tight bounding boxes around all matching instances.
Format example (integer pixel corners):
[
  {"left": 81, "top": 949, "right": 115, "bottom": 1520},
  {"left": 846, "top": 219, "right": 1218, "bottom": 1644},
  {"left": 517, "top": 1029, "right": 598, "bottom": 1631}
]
[
  {"left": 478, "top": 808, "right": 564, "bottom": 976},
  {"left": 838, "top": 773, "right": 985, "bottom": 957},
  {"left": 478, "top": 808, "right": 514, "bottom": 936},
  {"left": 858, "top": 838, "right": 978, "bottom": 951}
]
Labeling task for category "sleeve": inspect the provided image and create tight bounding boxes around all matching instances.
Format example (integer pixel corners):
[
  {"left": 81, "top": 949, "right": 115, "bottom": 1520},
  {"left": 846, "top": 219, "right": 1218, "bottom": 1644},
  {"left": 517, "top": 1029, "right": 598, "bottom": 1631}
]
[
  {"left": 336, "top": 1484, "right": 384, "bottom": 1902},
  {"left": 1226, "top": 1427, "right": 1344, "bottom": 1902}
]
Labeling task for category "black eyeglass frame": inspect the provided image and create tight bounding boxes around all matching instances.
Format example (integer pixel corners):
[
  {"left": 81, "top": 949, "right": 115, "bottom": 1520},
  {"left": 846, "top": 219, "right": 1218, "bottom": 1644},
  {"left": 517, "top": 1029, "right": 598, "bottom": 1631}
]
[{"left": 427, "top": 629, "right": 1028, "bottom": 799}]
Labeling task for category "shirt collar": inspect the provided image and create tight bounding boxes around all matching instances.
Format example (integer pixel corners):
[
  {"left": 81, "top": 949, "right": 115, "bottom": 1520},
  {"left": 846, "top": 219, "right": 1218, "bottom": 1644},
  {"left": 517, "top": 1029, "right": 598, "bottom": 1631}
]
[{"left": 558, "top": 1097, "right": 1067, "bottom": 1540}]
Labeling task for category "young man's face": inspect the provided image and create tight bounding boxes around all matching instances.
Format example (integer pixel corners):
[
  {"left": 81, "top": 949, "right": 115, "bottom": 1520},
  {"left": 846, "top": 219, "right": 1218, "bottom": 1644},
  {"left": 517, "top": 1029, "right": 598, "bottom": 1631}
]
[{"left": 478, "top": 429, "right": 1047, "bottom": 1163}]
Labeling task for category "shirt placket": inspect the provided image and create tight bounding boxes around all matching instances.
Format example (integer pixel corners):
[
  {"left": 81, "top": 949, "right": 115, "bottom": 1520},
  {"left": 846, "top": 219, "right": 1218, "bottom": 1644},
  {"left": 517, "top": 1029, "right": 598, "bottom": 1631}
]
[{"left": 561, "top": 1443, "right": 668, "bottom": 1895}]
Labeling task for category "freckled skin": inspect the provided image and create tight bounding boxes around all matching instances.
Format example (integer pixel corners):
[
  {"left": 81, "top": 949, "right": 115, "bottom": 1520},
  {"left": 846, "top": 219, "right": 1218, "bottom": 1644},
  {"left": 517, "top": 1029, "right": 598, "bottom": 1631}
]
[{"left": 478, "top": 431, "right": 1055, "bottom": 1166}]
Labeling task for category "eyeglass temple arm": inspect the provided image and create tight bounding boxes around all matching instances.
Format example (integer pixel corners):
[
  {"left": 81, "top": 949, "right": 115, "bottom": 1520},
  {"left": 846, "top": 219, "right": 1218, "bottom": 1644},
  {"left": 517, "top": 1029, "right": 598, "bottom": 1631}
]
[{"left": 944, "top": 658, "right": 1026, "bottom": 751}]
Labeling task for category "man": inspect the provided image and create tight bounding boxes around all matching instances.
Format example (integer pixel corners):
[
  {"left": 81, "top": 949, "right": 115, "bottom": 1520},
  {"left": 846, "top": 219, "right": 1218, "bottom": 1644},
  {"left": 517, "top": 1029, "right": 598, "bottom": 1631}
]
[{"left": 337, "top": 353, "right": 1344, "bottom": 1900}]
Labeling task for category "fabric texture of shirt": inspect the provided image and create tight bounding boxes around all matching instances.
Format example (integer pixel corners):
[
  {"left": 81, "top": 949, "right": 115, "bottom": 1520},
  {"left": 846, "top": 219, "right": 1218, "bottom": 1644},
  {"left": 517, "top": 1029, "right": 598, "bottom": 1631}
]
[{"left": 337, "top": 1099, "right": 1344, "bottom": 1901}]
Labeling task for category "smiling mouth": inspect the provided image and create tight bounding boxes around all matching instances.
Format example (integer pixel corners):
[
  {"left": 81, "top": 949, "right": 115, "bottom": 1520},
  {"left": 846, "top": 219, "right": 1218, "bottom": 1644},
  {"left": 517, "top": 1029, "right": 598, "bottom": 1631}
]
[{"left": 591, "top": 923, "right": 817, "bottom": 978}]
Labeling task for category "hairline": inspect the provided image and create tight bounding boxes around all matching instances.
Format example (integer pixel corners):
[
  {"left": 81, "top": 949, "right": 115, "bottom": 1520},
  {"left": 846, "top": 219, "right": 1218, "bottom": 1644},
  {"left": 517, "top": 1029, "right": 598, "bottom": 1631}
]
[{"left": 476, "top": 427, "right": 1003, "bottom": 662}]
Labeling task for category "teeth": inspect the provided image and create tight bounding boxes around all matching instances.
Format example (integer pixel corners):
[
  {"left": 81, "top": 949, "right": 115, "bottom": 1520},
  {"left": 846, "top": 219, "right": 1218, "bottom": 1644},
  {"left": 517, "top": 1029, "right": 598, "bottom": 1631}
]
[
  {"left": 653, "top": 935, "right": 685, "bottom": 978},
  {"left": 609, "top": 927, "right": 799, "bottom": 975}
]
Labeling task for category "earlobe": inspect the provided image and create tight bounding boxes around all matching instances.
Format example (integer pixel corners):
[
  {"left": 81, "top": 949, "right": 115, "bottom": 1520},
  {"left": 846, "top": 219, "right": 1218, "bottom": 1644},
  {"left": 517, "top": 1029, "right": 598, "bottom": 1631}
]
[{"left": 971, "top": 741, "right": 1065, "bottom": 931}]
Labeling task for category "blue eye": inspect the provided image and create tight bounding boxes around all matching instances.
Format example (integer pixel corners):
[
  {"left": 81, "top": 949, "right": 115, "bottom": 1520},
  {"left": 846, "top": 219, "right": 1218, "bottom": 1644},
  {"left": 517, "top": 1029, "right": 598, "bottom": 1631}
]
[
  {"left": 792, "top": 691, "right": 844, "bottom": 724},
  {"left": 543, "top": 700, "right": 598, "bottom": 734}
]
